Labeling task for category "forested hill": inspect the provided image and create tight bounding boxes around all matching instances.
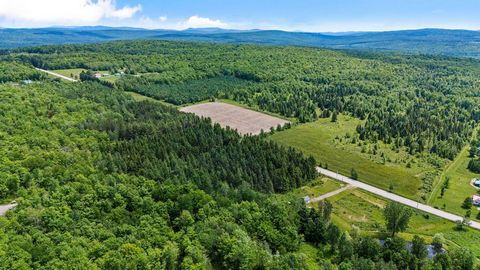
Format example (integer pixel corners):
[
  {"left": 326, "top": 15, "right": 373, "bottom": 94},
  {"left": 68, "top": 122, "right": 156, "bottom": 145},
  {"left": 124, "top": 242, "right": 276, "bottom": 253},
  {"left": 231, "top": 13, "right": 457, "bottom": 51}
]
[
  {"left": 0, "top": 78, "right": 319, "bottom": 268},
  {"left": 2, "top": 27, "right": 480, "bottom": 58},
  {"left": 11, "top": 40, "right": 480, "bottom": 161},
  {"left": 1, "top": 40, "right": 480, "bottom": 269}
]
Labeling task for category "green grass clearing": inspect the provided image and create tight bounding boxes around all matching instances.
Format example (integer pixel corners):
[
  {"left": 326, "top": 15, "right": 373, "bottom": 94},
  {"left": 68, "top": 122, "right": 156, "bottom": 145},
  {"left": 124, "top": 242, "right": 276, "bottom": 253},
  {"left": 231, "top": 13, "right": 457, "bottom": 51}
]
[
  {"left": 291, "top": 177, "right": 345, "bottom": 199},
  {"left": 430, "top": 143, "right": 480, "bottom": 217},
  {"left": 52, "top": 68, "right": 87, "bottom": 80},
  {"left": 298, "top": 243, "right": 321, "bottom": 270},
  {"left": 318, "top": 188, "right": 480, "bottom": 256},
  {"left": 99, "top": 75, "right": 120, "bottom": 83},
  {"left": 52, "top": 68, "right": 120, "bottom": 83},
  {"left": 270, "top": 114, "right": 444, "bottom": 200}
]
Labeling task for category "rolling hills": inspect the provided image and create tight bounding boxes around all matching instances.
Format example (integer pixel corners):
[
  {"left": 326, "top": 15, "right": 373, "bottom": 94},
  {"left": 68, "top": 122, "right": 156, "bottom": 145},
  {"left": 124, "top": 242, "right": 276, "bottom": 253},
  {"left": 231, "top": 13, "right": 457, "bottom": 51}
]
[{"left": 2, "top": 27, "right": 480, "bottom": 58}]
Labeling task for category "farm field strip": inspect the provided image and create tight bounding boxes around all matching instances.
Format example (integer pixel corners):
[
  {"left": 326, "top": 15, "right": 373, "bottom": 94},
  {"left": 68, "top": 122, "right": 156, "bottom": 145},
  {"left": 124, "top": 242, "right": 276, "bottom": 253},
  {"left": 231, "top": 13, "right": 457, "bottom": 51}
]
[{"left": 180, "top": 102, "right": 289, "bottom": 135}]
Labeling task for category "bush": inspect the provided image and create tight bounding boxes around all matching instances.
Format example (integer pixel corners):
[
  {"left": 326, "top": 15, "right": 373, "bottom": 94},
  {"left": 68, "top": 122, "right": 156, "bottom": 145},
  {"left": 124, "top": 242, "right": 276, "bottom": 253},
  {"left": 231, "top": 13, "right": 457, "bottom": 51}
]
[
  {"left": 351, "top": 168, "right": 358, "bottom": 180},
  {"left": 462, "top": 197, "right": 473, "bottom": 210},
  {"left": 467, "top": 159, "right": 480, "bottom": 173},
  {"left": 432, "top": 233, "right": 445, "bottom": 252}
]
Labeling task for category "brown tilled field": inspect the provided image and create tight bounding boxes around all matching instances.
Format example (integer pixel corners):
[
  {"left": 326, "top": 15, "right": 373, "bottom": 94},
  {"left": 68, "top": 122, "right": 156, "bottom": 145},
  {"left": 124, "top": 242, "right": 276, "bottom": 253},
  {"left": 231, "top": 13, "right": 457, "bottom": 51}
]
[{"left": 180, "top": 102, "right": 289, "bottom": 135}]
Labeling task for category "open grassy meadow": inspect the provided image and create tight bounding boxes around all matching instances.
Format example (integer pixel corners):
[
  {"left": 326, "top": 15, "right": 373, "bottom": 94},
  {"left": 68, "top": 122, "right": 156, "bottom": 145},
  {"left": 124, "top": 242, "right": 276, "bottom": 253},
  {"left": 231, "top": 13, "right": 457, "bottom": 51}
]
[
  {"left": 52, "top": 68, "right": 87, "bottom": 79},
  {"left": 316, "top": 188, "right": 480, "bottom": 256},
  {"left": 291, "top": 178, "right": 480, "bottom": 257},
  {"left": 53, "top": 68, "right": 120, "bottom": 83},
  {"left": 429, "top": 144, "right": 480, "bottom": 217},
  {"left": 99, "top": 74, "right": 121, "bottom": 83},
  {"left": 270, "top": 114, "right": 444, "bottom": 200},
  {"left": 291, "top": 177, "right": 345, "bottom": 199}
]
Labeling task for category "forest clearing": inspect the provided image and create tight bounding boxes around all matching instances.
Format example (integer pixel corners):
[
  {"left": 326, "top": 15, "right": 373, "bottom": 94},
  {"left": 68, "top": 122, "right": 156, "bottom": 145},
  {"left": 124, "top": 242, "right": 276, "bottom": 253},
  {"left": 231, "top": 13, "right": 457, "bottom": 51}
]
[{"left": 180, "top": 102, "right": 290, "bottom": 135}]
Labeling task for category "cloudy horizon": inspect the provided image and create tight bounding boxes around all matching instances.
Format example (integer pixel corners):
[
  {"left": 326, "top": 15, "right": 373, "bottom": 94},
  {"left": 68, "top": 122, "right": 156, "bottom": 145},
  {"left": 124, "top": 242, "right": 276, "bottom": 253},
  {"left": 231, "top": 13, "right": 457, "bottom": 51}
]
[{"left": 0, "top": 0, "right": 479, "bottom": 32}]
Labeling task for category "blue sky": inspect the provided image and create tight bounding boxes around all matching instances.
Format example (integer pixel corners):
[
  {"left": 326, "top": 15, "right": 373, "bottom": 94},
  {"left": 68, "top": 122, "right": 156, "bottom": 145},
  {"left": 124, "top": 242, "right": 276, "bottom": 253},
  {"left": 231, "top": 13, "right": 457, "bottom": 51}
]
[{"left": 0, "top": 0, "right": 479, "bottom": 31}]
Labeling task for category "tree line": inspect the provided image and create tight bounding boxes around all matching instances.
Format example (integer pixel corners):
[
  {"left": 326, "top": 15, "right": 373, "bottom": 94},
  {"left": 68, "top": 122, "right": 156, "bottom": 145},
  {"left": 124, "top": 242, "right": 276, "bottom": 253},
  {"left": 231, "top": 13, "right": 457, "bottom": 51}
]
[{"left": 468, "top": 130, "right": 480, "bottom": 173}]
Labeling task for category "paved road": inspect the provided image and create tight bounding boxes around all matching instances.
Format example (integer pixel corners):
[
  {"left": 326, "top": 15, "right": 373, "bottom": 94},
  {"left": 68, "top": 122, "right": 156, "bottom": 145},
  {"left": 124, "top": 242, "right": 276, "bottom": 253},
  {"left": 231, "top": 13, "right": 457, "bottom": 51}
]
[
  {"left": 0, "top": 203, "right": 17, "bottom": 216},
  {"left": 310, "top": 185, "right": 353, "bottom": 203},
  {"left": 316, "top": 167, "right": 480, "bottom": 230},
  {"left": 35, "top": 68, "right": 78, "bottom": 82}
]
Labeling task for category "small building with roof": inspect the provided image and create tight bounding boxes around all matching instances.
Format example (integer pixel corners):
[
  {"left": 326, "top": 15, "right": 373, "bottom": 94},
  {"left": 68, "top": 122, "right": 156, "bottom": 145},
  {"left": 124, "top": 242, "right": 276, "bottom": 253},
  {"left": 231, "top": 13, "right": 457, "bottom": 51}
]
[
  {"left": 304, "top": 196, "right": 311, "bottom": 204},
  {"left": 474, "top": 179, "right": 480, "bottom": 188},
  {"left": 472, "top": 195, "right": 480, "bottom": 207}
]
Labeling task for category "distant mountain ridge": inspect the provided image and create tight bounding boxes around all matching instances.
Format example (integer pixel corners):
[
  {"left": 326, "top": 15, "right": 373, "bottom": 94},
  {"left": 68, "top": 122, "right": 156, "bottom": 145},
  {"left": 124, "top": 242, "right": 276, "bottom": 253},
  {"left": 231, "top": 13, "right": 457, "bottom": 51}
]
[{"left": 2, "top": 26, "right": 480, "bottom": 58}]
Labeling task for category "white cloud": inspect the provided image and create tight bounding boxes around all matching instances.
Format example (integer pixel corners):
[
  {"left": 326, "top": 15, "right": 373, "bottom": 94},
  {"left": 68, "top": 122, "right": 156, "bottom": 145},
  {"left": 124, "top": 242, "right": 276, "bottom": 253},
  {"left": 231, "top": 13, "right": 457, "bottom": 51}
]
[
  {"left": 134, "top": 15, "right": 228, "bottom": 30},
  {"left": 0, "top": 0, "right": 141, "bottom": 26},
  {"left": 182, "top": 15, "right": 228, "bottom": 28},
  {"left": 136, "top": 16, "right": 169, "bottom": 29}
]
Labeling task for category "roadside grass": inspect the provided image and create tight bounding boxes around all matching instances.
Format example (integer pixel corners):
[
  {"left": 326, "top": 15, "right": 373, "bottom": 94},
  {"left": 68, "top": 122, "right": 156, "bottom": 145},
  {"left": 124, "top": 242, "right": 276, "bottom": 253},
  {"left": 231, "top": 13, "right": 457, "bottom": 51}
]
[
  {"left": 52, "top": 68, "right": 87, "bottom": 79},
  {"left": 270, "top": 114, "right": 440, "bottom": 199},
  {"left": 429, "top": 144, "right": 480, "bottom": 217},
  {"left": 291, "top": 177, "right": 345, "bottom": 199},
  {"left": 319, "top": 188, "right": 480, "bottom": 256}
]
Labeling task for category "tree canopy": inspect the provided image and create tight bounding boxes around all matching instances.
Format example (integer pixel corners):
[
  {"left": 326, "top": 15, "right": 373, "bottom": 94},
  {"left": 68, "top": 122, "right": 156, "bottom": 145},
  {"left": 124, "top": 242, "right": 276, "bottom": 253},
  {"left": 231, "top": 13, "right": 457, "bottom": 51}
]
[
  {"left": 0, "top": 41, "right": 478, "bottom": 269},
  {"left": 8, "top": 40, "right": 480, "bottom": 159},
  {"left": 384, "top": 202, "right": 413, "bottom": 237}
]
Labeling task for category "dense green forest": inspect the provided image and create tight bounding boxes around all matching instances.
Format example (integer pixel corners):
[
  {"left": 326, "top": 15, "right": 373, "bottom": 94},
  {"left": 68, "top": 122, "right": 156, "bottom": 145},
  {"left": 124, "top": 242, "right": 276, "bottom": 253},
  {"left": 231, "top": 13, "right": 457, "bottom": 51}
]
[
  {"left": 133, "top": 76, "right": 251, "bottom": 105},
  {"left": 468, "top": 131, "right": 480, "bottom": 173},
  {"left": 1, "top": 41, "right": 480, "bottom": 269},
  {"left": 0, "top": 79, "right": 316, "bottom": 269},
  {"left": 8, "top": 40, "right": 480, "bottom": 160},
  {"left": 0, "top": 78, "right": 477, "bottom": 269},
  {"left": 0, "top": 61, "right": 45, "bottom": 83}
]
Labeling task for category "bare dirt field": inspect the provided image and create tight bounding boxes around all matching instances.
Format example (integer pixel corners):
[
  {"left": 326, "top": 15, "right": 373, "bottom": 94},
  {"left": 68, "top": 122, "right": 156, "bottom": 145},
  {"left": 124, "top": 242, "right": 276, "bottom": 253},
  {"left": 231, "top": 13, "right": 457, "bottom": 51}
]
[{"left": 180, "top": 102, "right": 289, "bottom": 135}]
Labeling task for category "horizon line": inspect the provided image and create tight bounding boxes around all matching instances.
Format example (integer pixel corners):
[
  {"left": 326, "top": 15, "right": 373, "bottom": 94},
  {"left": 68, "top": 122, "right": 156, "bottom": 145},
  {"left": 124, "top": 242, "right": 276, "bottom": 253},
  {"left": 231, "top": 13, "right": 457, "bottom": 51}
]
[{"left": 1, "top": 25, "right": 479, "bottom": 34}]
